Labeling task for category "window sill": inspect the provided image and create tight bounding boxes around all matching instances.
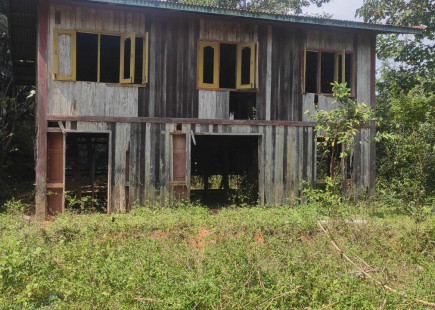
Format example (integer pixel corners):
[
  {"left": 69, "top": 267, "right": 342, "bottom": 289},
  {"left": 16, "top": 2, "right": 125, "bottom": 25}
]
[
  {"left": 198, "top": 87, "right": 258, "bottom": 92},
  {"left": 52, "top": 79, "right": 148, "bottom": 88},
  {"left": 303, "top": 92, "right": 355, "bottom": 98}
]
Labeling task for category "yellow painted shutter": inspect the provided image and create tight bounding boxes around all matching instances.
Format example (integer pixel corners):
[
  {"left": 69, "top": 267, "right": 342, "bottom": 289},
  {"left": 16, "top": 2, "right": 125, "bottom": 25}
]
[
  {"left": 53, "top": 29, "right": 76, "bottom": 81},
  {"left": 236, "top": 42, "right": 256, "bottom": 89},
  {"left": 198, "top": 41, "right": 219, "bottom": 89},
  {"left": 143, "top": 32, "right": 149, "bottom": 85},
  {"left": 120, "top": 33, "right": 136, "bottom": 84}
]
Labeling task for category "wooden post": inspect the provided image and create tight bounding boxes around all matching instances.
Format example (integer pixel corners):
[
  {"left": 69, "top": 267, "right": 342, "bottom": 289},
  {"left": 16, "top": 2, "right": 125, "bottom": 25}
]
[
  {"left": 369, "top": 34, "right": 376, "bottom": 196},
  {"left": 341, "top": 143, "right": 347, "bottom": 198},
  {"left": 35, "top": 0, "right": 49, "bottom": 220}
]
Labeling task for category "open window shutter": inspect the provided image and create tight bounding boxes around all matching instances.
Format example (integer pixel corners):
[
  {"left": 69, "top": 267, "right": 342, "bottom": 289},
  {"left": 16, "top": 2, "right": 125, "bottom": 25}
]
[
  {"left": 198, "top": 41, "right": 219, "bottom": 89},
  {"left": 303, "top": 47, "right": 307, "bottom": 93},
  {"left": 120, "top": 33, "right": 136, "bottom": 84},
  {"left": 143, "top": 32, "right": 149, "bottom": 85},
  {"left": 53, "top": 29, "right": 76, "bottom": 81},
  {"left": 236, "top": 42, "right": 256, "bottom": 89}
]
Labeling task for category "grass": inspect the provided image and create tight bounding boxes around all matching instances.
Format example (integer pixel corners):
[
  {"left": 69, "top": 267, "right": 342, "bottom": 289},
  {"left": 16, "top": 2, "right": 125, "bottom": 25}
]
[{"left": 0, "top": 203, "right": 434, "bottom": 309}]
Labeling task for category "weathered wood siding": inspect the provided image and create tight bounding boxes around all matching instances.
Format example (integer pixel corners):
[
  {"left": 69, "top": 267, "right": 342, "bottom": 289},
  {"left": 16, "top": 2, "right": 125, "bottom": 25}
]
[
  {"left": 138, "top": 17, "right": 199, "bottom": 118},
  {"left": 270, "top": 27, "right": 304, "bottom": 121},
  {"left": 67, "top": 120, "right": 316, "bottom": 209},
  {"left": 44, "top": 2, "right": 375, "bottom": 210}
]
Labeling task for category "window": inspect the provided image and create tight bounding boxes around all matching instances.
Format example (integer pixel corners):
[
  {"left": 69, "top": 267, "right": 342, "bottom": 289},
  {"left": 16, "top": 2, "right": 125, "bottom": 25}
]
[
  {"left": 53, "top": 29, "right": 76, "bottom": 81},
  {"left": 76, "top": 32, "right": 98, "bottom": 82},
  {"left": 198, "top": 40, "right": 257, "bottom": 90},
  {"left": 53, "top": 30, "right": 149, "bottom": 86},
  {"left": 304, "top": 48, "right": 354, "bottom": 94}
]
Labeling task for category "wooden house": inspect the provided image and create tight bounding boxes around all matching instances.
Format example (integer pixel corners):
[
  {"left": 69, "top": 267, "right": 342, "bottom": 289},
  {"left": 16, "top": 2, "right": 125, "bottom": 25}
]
[{"left": 7, "top": 0, "right": 420, "bottom": 217}]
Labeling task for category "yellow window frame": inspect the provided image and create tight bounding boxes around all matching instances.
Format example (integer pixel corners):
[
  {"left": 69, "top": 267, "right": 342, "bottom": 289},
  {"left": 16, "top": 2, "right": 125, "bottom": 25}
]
[
  {"left": 120, "top": 33, "right": 136, "bottom": 84},
  {"left": 143, "top": 32, "right": 149, "bottom": 85},
  {"left": 198, "top": 41, "right": 219, "bottom": 89},
  {"left": 304, "top": 48, "right": 351, "bottom": 94},
  {"left": 53, "top": 29, "right": 76, "bottom": 81},
  {"left": 236, "top": 42, "right": 256, "bottom": 89}
]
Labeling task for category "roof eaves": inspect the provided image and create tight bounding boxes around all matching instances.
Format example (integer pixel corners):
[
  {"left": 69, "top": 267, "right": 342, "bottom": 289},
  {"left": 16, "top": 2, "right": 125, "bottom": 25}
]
[{"left": 85, "top": 0, "right": 423, "bottom": 35}]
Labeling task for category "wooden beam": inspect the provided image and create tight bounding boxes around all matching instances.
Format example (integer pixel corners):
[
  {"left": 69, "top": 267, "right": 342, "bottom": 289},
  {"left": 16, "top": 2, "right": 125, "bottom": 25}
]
[
  {"left": 47, "top": 115, "right": 318, "bottom": 127},
  {"left": 35, "top": 0, "right": 49, "bottom": 220},
  {"left": 369, "top": 34, "right": 376, "bottom": 195}
]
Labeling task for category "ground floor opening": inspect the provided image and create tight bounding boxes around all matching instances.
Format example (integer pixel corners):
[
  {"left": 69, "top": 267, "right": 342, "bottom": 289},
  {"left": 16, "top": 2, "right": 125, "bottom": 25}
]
[
  {"left": 64, "top": 132, "right": 109, "bottom": 213},
  {"left": 190, "top": 135, "right": 259, "bottom": 207}
]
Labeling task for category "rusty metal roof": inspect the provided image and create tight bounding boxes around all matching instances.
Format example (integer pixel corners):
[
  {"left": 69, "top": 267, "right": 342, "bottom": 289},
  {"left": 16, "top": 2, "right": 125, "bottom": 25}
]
[{"left": 7, "top": 0, "right": 423, "bottom": 85}]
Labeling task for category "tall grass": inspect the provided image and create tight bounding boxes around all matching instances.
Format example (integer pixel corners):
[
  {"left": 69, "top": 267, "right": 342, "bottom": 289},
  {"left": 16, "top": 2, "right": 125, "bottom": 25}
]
[{"left": 0, "top": 203, "right": 434, "bottom": 309}]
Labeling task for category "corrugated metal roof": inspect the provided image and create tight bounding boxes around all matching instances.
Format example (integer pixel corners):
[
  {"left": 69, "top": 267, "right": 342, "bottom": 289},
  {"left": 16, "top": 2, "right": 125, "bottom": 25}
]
[{"left": 86, "top": 0, "right": 423, "bottom": 35}]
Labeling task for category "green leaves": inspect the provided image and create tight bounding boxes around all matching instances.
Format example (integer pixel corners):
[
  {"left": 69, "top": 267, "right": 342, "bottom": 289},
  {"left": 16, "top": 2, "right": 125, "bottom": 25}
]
[{"left": 306, "top": 82, "right": 375, "bottom": 180}]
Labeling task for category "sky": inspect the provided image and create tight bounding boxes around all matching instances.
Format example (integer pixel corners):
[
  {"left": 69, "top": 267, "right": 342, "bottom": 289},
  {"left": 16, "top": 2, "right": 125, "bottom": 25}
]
[{"left": 303, "top": 0, "right": 364, "bottom": 21}]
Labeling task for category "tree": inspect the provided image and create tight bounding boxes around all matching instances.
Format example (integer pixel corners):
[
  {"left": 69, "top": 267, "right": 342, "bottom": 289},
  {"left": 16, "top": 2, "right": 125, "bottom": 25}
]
[
  {"left": 356, "top": 0, "right": 434, "bottom": 202},
  {"left": 307, "top": 82, "right": 374, "bottom": 197},
  {"left": 0, "top": 3, "right": 35, "bottom": 205},
  {"left": 179, "top": 0, "right": 330, "bottom": 14}
]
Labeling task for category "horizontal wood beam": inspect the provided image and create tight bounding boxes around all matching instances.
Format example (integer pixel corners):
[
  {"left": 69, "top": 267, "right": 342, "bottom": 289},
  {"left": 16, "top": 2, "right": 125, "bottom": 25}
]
[{"left": 47, "top": 115, "right": 318, "bottom": 127}]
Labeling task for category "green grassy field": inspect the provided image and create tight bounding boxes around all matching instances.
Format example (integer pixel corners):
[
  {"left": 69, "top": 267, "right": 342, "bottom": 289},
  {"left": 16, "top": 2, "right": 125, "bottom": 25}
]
[{"left": 0, "top": 204, "right": 434, "bottom": 309}]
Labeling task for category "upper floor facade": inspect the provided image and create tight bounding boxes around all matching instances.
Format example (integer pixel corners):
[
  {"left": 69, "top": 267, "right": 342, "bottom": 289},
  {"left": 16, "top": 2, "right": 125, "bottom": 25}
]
[{"left": 9, "top": 0, "right": 421, "bottom": 124}]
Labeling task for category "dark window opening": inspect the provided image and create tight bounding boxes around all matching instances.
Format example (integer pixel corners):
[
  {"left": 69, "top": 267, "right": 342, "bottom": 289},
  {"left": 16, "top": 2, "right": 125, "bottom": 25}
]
[
  {"left": 134, "top": 37, "right": 144, "bottom": 84},
  {"left": 241, "top": 46, "right": 252, "bottom": 85},
  {"left": 100, "top": 35, "right": 120, "bottom": 83},
  {"left": 305, "top": 51, "right": 318, "bottom": 93},
  {"left": 65, "top": 133, "right": 109, "bottom": 213},
  {"left": 203, "top": 46, "right": 215, "bottom": 84},
  {"left": 229, "top": 91, "right": 256, "bottom": 120},
  {"left": 345, "top": 54, "right": 352, "bottom": 89},
  {"left": 191, "top": 135, "right": 259, "bottom": 207},
  {"left": 76, "top": 32, "right": 98, "bottom": 82},
  {"left": 219, "top": 44, "right": 236, "bottom": 89},
  {"left": 123, "top": 38, "right": 132, "bottom": 80},
  {"left": 338, "top": 54, "right": 343, "bottom": 82},
  {"left": 320, "top": 52, "right": 335, "bottom": 93}
]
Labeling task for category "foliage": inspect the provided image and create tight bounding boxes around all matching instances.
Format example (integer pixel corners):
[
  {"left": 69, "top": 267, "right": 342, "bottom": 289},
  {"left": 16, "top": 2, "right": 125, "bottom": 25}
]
[
  {"left": 307, "top": 82, "right": 374, "bottom": 181},
  {"left": 178, "top": 0, "right": 330, "bottom": 14},
  {"left": 0, "top": 6, "right": 35, "bottom": 205},
  {"left": 0, "top": 204, "right": 433, "bottom": 309},
  {"left": 356, "top": 0, "right": 435, "bottom": 219},
  {"left": 356, "top": 0, "right": 434, "bottom": 82},
  {"left": 63, "top": 191, "right": 104, "bottom": 214},
  {"left": 300, "top": 177, "right": 342, "bottom": 216}
]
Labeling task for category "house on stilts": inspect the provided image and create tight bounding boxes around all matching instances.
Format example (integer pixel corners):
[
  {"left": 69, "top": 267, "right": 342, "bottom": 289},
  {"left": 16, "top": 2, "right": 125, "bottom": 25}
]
[{"left": 7, "top": 0, "right": 421, "bottom": 216}]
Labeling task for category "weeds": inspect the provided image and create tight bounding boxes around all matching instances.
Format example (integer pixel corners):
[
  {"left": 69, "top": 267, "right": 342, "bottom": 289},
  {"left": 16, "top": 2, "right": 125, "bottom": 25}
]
[{"left": 0, "top": 203, "right": 433, "bottom": 309}]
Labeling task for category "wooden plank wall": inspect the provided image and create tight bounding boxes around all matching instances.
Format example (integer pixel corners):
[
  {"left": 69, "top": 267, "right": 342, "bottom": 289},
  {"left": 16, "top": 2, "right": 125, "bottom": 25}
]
[
  {"left": 270, "top": 27, "right": 304, "bottom": 121},
  {"left": 69, "top": 121, "right": 315, "bottom": 210},
  {"left": 46, "top": 2, "right": 374, "bottom": 209},
  {"left": 138, "top": 16, "right": 199, "bottom": 118},
  {"left": 48, "top": 4, "right": 140, "bottom": 117}
]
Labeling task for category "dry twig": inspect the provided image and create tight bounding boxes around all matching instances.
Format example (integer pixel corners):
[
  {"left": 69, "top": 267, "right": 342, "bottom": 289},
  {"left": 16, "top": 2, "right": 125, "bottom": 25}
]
[{"left": 317, "top": 221, "right": 435, "bottom": 308}]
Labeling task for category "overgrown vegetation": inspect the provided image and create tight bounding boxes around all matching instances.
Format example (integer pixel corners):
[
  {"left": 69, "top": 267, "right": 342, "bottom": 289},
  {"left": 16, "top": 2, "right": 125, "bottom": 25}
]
[
  {"left": 0, "top": 202, "right": 434, "bottom": 309},
  {"left": 0, "top": 1, "right": 35, "bottom": 206}
]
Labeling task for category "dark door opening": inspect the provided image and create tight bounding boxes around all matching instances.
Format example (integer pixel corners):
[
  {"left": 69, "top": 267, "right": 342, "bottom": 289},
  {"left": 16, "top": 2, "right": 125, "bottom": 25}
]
[
  {"left": 190, "top": 135, "right": 259, "bottom": 207},
  {"left": 65, "top": 133, "right": 109, "bottom": 213}
]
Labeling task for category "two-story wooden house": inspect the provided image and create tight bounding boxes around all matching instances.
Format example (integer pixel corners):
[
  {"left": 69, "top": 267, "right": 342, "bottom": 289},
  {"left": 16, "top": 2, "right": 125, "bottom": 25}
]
[{"left": 7, "top": 0, "right": 420, "bottom": 217}]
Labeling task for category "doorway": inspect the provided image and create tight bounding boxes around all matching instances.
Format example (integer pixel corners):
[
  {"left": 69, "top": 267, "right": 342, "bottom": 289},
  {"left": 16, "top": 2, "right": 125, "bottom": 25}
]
[
  {"left": 64, "top": 132, "right": 110, "bottom": 213},
  {"left": 190, "top": 135, "right": 259, "bottom": 207}
]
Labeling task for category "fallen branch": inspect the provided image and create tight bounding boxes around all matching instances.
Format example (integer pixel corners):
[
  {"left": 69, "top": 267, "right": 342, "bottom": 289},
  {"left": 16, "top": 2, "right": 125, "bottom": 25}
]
[{"left": 317, "top": 221, "right": 435, "bottom": 308}]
